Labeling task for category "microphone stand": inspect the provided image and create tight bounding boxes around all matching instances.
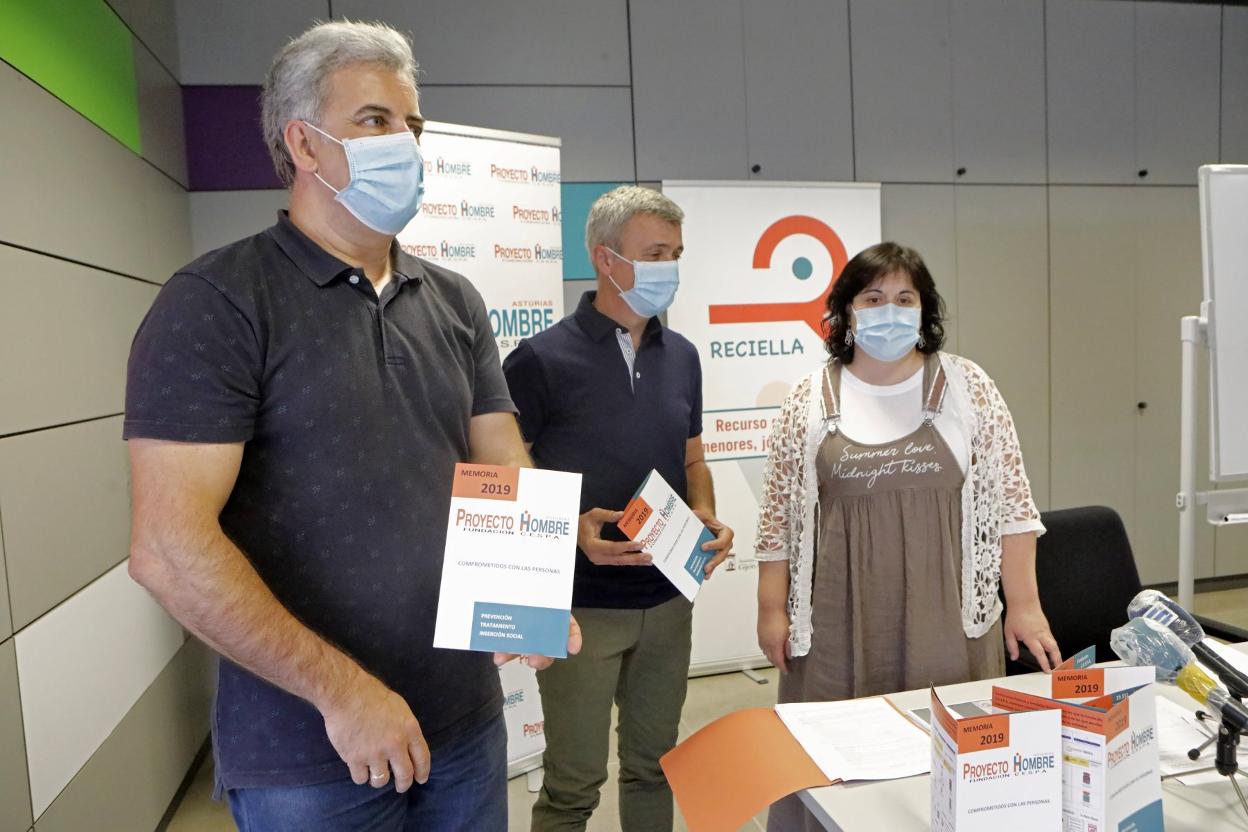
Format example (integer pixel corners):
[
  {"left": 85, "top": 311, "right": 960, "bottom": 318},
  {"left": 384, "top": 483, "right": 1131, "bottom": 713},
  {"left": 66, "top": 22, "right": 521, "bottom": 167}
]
[
  {"left": 1185, "top": 684, "right": 1248, "bottom": 822},
  {"left": 1212, "top": 719, "right": 1248, "bottom": 821}
]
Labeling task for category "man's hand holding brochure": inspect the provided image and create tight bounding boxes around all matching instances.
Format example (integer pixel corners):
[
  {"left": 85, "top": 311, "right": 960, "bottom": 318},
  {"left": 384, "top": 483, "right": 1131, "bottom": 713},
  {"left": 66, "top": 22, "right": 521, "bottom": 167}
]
[{"left": 617, "top": 469, "right": 733, "bottom": 600}]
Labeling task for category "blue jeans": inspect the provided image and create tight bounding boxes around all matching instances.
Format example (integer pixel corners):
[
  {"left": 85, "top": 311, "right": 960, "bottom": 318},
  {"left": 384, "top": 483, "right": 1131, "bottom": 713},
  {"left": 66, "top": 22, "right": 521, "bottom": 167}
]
[{"left": 227, "top": 715, "right": 508, "bottom": 831}]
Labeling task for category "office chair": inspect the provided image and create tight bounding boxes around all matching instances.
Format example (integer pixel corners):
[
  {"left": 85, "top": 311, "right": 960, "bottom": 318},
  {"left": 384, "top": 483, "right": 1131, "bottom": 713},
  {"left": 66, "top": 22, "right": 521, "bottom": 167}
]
[{"left": 1001, "top": 505, "right": 1143, "bottom": 675}]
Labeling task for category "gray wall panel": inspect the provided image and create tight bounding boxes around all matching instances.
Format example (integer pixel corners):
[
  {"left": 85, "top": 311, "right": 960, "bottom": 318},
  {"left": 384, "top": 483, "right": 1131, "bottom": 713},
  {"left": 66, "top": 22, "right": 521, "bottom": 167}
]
[
  {"left": 0, "top": 64, "right": 188, "bottom": 283},
  {"left": 420, "top": 86, "right": 634, "bottom": 182},
  {"left": 951, "top": 0, "right": 1047, "bottom": 184},
  {"left": 563, "top": 280, "right": 593, "bottom": 319},
  {"left": 1131, "top": 187, "right": 1213, "bottom": 581},
  {"left": 134, "top": 40, "right": 188, "bottom": 188},
  {"left": 880, "top": 185, "right": 958, "bottom": 351},
  {"left": 0, "top": 417, "right": 131, "bottom": 631},
  {"left": 141, "top": 164, "right": 193, "bottom": 282},
  {"left": 0, "top": 640, "right": 33, "bottom": 832},
  {"left": 1046, "top": 0, "right": 1135, "bottom": 184},
  {"left": 954, "top": 186, "right": 1050, "bottom": 509},
  {"left": 0, "top": 518, "right": 11, "bottom": 642},
  {"left": 104, "top": 0, "right": 180, "bottom": 78},
  {"left": 336, "top": 0, "right": 630, "bottom": 86},
  {"left": 630, "top": 0, "right": 748, "bottom": 181},
  {"left": 1216, "top": 514, "right": 1248, "bottom": 578},
  {"left": 743, "top": 0, "right": 853, "bottom": 182},
  {"left": 1049, "top": 187, "right": 1138, "bottom": 534},
  {"left": 0, "top": 249, "right": 159, "bottom": 436},
  {"left": 189, "top": 190, "right": 290, "bottom": 258},
  {"left": 1134, "top": 2, "right": 1221, "bottom": 185},
  {"left": 850, "top": 0, "right": 954, "bottom": 183},
  {"left": 1050, "top": 186, "right": 1213, "bottom": 584},
  {"left": 1222, "top": 7, "right": 1248, "bottom": 164},
  {"left": 34, "top": 639, "right": 214, "bottom": 832},
  {"left": 175, "top": 0, "right": 329, "bottom": 85}
]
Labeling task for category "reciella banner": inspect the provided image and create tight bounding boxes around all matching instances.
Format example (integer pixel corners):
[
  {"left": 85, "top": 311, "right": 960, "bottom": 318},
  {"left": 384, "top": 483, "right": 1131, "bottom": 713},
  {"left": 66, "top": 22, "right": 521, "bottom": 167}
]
[{"left": 663, "top": 181, "right": 882, "bottom": 673}]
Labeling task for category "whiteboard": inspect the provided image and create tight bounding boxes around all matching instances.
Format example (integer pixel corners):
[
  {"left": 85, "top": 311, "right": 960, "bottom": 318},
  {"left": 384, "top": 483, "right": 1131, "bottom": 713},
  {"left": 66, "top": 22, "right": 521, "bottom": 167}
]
[{"left": 1200, "top": 165, "right": 1248, "bottom": 481}]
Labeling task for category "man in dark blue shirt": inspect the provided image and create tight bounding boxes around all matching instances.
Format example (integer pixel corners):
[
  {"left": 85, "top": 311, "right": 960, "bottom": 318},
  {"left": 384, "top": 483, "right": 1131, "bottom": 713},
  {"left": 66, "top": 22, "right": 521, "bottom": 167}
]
[
  {"left": 503, "top": 186, "right": 734, "bottom": 831},
  {"left": 124, "top": 21, "right": 574, "bottom": 832}
]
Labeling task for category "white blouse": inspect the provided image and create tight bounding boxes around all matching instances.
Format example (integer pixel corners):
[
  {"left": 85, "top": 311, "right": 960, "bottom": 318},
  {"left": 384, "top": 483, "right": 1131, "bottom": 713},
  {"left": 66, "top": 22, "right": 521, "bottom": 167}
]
[{"left": 754, "top": 352, "right": 1045, "bottom": 656}]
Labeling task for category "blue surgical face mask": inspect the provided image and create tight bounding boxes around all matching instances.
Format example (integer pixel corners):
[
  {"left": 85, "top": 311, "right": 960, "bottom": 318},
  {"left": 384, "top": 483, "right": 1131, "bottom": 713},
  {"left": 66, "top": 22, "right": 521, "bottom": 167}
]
[
  {"left": 606, "top": 248, "right": 680, "bottom": 318},
  {"left": 305, "top": 122, "right": 425, "bottom": 235},
  {"left": 853, "top": 303, "right": 922, "bottom": 362}
]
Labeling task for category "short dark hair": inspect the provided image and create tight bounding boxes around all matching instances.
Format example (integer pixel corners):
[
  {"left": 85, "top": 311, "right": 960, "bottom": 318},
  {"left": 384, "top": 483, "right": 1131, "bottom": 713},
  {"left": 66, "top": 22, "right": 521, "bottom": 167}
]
[{"left": 823, "top": 241, "right": 947, "bottom": 361}]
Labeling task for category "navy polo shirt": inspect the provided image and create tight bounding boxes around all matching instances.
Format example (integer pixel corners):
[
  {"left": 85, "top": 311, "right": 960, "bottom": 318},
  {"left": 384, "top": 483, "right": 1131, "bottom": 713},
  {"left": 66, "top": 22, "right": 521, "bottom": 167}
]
[
  {"left": 123, "top": 212, "right": 516, "bottom": 789},
  {"left": 502, "top": 291, "right": 703, "bottom": 609}
]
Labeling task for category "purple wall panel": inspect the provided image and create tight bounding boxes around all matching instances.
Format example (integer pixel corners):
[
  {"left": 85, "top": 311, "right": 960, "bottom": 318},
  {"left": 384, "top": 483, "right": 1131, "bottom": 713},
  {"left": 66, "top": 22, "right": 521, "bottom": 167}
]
[{"left": 183, "top": 85, "right": 283, "bottom": 191}]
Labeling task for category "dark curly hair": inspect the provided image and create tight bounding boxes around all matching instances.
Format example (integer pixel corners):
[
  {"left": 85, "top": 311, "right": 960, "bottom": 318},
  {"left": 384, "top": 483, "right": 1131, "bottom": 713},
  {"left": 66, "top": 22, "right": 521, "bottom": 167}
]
[{"left": 823, "top": 241, "right": 947, "bottom": 361}]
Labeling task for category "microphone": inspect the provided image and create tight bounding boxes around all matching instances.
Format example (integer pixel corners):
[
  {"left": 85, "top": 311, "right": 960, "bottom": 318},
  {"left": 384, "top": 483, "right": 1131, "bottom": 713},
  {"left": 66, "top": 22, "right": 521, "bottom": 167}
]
[
  {"left": 1111, "top": 617, "right": 1248, "bottom": 732},
  {"left": 1126, "top": 589, "right": 1248, "bottom": 699}
]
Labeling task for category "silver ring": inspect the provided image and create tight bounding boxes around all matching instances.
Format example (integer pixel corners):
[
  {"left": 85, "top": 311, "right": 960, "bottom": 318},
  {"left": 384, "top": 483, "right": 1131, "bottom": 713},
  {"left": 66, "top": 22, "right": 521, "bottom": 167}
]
[{"left": 371, "top": 770, "right": 388, "bottom": 780}]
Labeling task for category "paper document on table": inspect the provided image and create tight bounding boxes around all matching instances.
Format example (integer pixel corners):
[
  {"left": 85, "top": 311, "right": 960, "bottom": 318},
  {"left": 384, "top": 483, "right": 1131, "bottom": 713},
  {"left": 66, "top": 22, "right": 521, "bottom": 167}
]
[
  {"left": 774, "top": 698, "right": 930, "bottom": 782},
  {"left": 902, "top": 698, "right": 995, "bottom": 733},
  {"left": 1155, "top": 696, "right": 1218, "bottom": 779}
]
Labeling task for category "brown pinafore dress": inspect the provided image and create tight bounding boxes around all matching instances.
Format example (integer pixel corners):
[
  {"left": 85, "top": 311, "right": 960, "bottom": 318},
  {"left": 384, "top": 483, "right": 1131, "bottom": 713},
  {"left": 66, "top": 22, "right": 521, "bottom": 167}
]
[{"left": 768, "top": 356, "right": 1005, "bottom": 831}]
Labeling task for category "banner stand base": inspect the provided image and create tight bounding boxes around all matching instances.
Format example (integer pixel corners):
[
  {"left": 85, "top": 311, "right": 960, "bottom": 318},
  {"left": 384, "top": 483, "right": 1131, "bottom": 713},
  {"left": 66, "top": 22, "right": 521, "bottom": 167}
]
[
  {"left": 507, "top": 750, "right": 544, "bottom": 781},
  {"left": 740, "top": 668, "right": 770, "bottom": 685},
  {"left": 689, "top": 656, "right": 772, "bottom": 679}
]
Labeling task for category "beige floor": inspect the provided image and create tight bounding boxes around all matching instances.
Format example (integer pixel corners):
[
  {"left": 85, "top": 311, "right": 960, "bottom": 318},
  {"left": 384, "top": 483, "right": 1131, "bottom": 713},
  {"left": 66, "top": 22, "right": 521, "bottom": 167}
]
[
  {"left": 165, "top": 668, "right": 781, "bottom": 832},
  {"left": 1191, "top": 585, "right": 1248, "bottom": 632}
]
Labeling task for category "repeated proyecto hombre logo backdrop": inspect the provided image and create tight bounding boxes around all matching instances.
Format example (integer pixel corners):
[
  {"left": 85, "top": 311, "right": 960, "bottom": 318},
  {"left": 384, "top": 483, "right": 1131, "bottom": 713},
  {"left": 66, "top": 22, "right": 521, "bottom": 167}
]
[
  {"left": 397, "top": 126, "right": 563, "bottom": 357},
  {"left": 396, "top": 125, "right": 561, "bottom": 773}
]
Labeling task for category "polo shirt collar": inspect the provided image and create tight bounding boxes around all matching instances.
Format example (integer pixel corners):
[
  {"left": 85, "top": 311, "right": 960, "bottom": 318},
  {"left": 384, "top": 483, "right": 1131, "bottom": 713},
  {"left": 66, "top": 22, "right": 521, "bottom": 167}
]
[
  {"left": 270, "top": 211, "right": 419, "bottom": 288},
  {"left": 574, "top": 290, "right": 665, "bottom": 344}
]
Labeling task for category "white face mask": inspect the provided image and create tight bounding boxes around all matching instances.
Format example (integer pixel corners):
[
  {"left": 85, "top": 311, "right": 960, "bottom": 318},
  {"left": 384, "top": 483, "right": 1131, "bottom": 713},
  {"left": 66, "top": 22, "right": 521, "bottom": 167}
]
[
  {"left": 605, "top": 248, "right": 680, "bottom": 317},
  {"left": 853, "top": 303, "right": 921, "bottom": 362},
  {"left": 305, "top": 122, "right": 426, "bottom": 235}
]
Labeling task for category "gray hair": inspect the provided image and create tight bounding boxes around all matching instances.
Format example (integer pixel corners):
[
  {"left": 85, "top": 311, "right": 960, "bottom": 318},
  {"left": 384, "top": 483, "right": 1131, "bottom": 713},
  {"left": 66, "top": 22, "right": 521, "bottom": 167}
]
[
  {"left": 261, "top": 20, "right": 419, "bottom": 187},
  {"left": 585, "top": 185, "right": 685, "bottom": 256}
]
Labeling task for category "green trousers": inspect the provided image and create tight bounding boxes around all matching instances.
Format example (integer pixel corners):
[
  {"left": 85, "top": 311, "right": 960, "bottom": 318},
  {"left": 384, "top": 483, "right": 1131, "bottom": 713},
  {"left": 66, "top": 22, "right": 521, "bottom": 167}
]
[{"left": 531, "top": 595, "right": 693, "bottom": 832}]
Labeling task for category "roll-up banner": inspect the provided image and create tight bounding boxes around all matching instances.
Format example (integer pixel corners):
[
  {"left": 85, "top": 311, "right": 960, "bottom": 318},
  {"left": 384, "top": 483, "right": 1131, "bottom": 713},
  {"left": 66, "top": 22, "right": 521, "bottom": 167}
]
[
  {"left": 400, "top": 121, "right": 563, "bottom": 359},
  {"left": 663, "top": 181, "right": 882, "bottom": 675},
  {"left": 399, "top": 122, "right": 562, "bottom": 773}
]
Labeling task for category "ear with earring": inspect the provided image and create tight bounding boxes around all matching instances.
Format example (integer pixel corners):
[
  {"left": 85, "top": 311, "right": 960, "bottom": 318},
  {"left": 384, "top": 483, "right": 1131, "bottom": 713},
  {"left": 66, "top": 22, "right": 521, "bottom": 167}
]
[{"left": 831, "top": 312, "right": 854, "bottom": 346}]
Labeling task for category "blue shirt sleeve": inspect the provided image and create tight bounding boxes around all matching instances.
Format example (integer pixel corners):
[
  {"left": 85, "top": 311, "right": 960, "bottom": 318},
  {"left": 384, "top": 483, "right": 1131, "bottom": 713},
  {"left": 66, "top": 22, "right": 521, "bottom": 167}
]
[
  {"left": 688, "top": 346, "right": 703, "bottom": 439},
  {"left": 461, "top": 279, "right": 518, "bottom": 417},
  {"left": 122, "top": 273, "right": 262, "bottom": 443},
  {"left": 502, "top": 339, "right": 550, "bottom": 445}
]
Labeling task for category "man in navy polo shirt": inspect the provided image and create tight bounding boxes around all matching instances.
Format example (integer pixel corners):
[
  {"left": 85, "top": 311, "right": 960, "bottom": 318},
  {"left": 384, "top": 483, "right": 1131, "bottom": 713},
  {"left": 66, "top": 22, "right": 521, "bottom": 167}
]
[
  {"left": 124, "top": 21, "right": 575, "bottom": 832},
  {"left": 503, "top": 186, "right": 734, "bottom": 831}
]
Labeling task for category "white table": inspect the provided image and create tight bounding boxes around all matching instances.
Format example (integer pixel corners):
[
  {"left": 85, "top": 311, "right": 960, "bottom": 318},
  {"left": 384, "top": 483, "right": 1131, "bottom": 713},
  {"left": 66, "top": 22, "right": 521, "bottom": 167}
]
[{"left": 799, "top": 642, "right": 1248, "bottom": 831}]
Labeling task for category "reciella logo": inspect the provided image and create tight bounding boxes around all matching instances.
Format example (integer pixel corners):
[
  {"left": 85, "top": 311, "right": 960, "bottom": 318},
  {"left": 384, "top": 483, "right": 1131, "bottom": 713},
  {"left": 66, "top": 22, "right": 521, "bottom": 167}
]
[{"left": 707, "top": 215, "right": 849, "bottom": 359}]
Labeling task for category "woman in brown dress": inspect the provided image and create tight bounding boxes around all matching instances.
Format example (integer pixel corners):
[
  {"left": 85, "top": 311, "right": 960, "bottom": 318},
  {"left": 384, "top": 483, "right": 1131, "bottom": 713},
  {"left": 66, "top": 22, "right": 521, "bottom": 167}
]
[{"left": 755, "top": 243, "right": 1061, "bottom": 831}]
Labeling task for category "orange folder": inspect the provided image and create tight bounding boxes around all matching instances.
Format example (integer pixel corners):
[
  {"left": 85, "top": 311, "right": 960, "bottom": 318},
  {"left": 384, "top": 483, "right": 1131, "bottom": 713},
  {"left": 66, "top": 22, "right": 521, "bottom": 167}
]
[{"left": 660, "top": 707, "right": 835, "bottom": 832}]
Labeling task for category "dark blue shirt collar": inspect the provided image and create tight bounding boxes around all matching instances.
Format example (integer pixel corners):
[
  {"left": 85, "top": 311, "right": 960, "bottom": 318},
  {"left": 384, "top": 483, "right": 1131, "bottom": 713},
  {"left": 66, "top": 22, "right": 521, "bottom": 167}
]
[
  {"left": 268, "top": 210, "right": 419, "bottom": 288},
  {"left": 574, "top": 290, "right": 665, "bottom": 345}
]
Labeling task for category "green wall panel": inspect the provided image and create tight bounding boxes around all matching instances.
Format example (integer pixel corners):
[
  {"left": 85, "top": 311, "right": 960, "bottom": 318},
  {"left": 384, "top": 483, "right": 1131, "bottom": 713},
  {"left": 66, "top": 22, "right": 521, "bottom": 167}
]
[
  {"left": 561, "top": 182, "right": 628, "bottom": 281},
  {"left": 0, "top": 0, "right": 141, "bottom": 153}
]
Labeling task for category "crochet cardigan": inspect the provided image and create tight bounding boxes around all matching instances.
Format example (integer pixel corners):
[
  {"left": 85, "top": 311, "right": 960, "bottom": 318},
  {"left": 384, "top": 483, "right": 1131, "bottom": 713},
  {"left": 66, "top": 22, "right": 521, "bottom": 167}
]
[{"left": 754, "top": 352, "right": 1045, "bottom": 657}]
